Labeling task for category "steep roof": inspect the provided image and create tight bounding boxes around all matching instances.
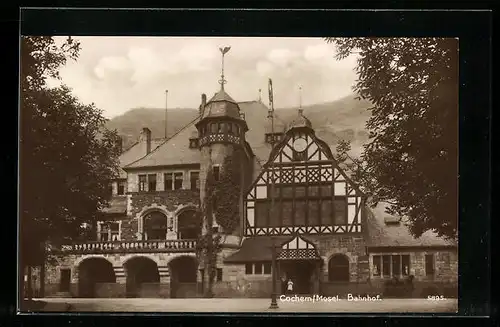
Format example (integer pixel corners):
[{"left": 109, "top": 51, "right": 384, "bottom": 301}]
[
  {"left": 365, "top": 202, "right": 457, "bottom": 248},
  {"left": 125, "top": 117, "right": 201, "bottom": 169},
  {"left": 124, "top": 101, "right": 282, "bottom": 170},
  {"left": 117, "top": 138, "right": 164, "bottom": 178}
]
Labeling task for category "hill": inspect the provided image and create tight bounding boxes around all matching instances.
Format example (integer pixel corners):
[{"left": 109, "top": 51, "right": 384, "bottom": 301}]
[{"left": 106, "top": 94, "right": 373, "bottom": 154}]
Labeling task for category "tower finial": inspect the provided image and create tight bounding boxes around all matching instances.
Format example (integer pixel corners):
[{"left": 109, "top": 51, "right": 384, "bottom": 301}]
[
  {"left": 218, "top": 46, "right": 231, "bottom": 90},
  {"left": 298, "top": 86, "right": 303, "bottom": 115},
  {"left": 258, "top": 88, "right": 262, "bottom": 102}
]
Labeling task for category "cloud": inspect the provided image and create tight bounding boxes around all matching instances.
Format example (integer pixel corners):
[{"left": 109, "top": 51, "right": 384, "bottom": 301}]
[
  {"left": 304, "top": 44, "right": 332, "bottom": 61},
  {"left": 267, "top": 48, "right": 299, "bottom": 67},
  {"left": 94, "top": 56, "right": 132, "bottom": 80},
  {"left": 256, "top": 61, "right": 275, "bottom": 76},
  {"left": 50, "top": 37, "right": 359, "bottom": 118}
]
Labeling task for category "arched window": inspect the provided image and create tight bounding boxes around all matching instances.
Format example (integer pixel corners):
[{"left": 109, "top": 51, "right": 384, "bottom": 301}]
[
  {"left": 177, "top": 210, "right": 201, "bottom": 239},
  {"left": 328, "top": 254, "right": 350, "bottom": 282},
  {"left": 143, "top": 211, "right": 168, "bottom": 240}
]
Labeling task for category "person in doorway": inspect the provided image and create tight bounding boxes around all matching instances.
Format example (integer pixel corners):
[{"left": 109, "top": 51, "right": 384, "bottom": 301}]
[{"left": 287, "top": 278, "right": 294, "bottom": 294}]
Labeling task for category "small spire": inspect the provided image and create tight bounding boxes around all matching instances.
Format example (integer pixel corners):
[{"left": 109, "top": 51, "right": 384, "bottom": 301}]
[
  {"left": 298, "top": 86, "right": 303, "bottom": 115},
  {"left": 218, "top": 46, "right": 231, "bottom": 90},
  {"left": 258, "top": 88, "right": 262, "bottom": 102}
]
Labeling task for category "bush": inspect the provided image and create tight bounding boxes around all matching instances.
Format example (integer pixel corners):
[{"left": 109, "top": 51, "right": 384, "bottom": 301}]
[{"left": 383, "top": 276, "right": 414, "bottom": 298}]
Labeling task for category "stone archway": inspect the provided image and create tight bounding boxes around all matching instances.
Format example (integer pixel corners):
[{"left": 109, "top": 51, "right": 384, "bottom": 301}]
[
  {"left": 78, "top": 257, "right": 116, "bottom": 298},
  {"left": 168, "top": 256, "right": 197, "bottom": 298},
  {"left": 328, "top": 254, "right": 350, "bottom": 282},
  {"left": 124, "top": 256, "right": 160, "bottom": 298},
  {"left": 177, "top": 209, "right": 201, "bottom": 239},
  {"left": 143, "top": 210, "right": 168, "bottom": 240}
]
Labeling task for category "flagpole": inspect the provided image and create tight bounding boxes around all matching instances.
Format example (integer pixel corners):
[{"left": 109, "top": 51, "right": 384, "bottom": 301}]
[{"left": 268, "top": 78, "right": 278, "bottom": 309}]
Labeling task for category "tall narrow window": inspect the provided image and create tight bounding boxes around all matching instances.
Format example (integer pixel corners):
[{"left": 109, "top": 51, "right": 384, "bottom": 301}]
[
  {"left": 373, "top": 255, "right": 381, "bottom": 276},
  {"left": 190, "top": 171, "right": 200, "bottom": 190},
  {"left": 117, "top": 182, "right": 125, "bottom": 195},
  {"left": 254, "top": 263, "right": 263, "bottom": 274},
  {"left": 108, "top": 184, "right": 114, "bottom": 195},
  {"left": 382, "top": 255, "right": 391, "bottom": 277},
  {"left": 425, "top": 254, "right": 435, "bottom": 276},
  {"left": 216, "top": 268, "right": 223, "bottom": 282},
  {"left": 110, "top": 222, "right": 120, "bottom": 241},
  {"left": 211, "top": 123, "right": 217, "bottom": 133},
  {"left": 174, "top": 172, "right": 183, "bottom": 190},
  {"left": 227, "top": 123, "right": 233, "bottom": 135},
  {"left": 148, "top": 174, "right": 157, "bottom": 192},
  {"left": 263, "top": 262, "right": 272, "bottom": 274},
  {"left": 213, "top": 166, "right": 220, "bottom": 181},
  {"left": 164, "top": 173, "right": 173, "bottom": 191},
  {"left": 392, "top": 255, "right": 401, "bottom": 277},
  {"left": 402, "top": 255, "right": 410, "bottom": 276},
  {"left": 334, "top": 198, "right": 347, "bottom": 225},
  {"left": 245, "top": 263, "right": 253, "bottom": 274},
  {"left": 138, "top": 175, "right": 147, "bottom": 192}
]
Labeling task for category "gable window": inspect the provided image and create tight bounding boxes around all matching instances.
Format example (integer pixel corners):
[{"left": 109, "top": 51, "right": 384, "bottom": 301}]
[
  {"left": 148, "top": 174, "right": 157, "bottom": 192},
  {"left": 174, "top": 172, "right": 183, "bottom": 190},
  {"left": 164, "top": 173, "right": 173, "bottom": 191},
  {"left": 425, "top": 254, "right": 435, "bottom": 276},
  {"left": 138, "top": 175, "right": 147, "bottom": 192},
  {"left": 372, "top": 254, "right": 410, "bottom": 278},
  {"left": 117, "top": 182, "right": 125, "bottom": 195},
  {"left": 189, "top": 138, "right": 199, "bottom": 148},
  {"left": 190, "top": 171, "right": 200, "bottom": 190},
  {"left": 213, "top": 166, "right": 220, "bottom": 181}
]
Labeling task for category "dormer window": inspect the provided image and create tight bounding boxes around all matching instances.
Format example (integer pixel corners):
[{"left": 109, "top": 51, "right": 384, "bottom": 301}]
[
  {"left": 265, "top": 133, "right": 283, "bottom": 144},
  {"left": 189, "top": 138, "right": 199, "bottom": 148}
]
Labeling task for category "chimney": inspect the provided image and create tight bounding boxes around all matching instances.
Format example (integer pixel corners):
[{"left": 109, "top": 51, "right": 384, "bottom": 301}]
[
  {"left": 200, "top": 93, "right": 207, "bottom": 116},
  {"left": 140, "top": 127, "right": 152, "bottom": 154}
]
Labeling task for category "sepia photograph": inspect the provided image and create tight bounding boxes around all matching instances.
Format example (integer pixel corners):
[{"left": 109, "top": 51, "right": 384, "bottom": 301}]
[{"left": 19, "top": 34, "right": 459, "bottom": 313}]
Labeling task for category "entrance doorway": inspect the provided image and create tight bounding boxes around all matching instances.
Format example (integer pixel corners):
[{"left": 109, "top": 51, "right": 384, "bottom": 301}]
[
  {"left": 280, "top": 260, "right": 316, "bottom": 294},
  {"left": 124, "top": 257, "right": 160, "bottom": 298},
  {"left": 169, "top": 256, "right": 197, "bottom": 298},
  {"left": 60, "top": 269, "right": 71, "bottom": 292}
]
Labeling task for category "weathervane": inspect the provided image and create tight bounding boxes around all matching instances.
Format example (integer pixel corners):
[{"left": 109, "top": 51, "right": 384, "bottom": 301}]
[
  {"left": 298, "top": 86, "right": 303, "bottom": 115},
  {"left": 218, "top": 46, "right": 231, "bottom": 90}
]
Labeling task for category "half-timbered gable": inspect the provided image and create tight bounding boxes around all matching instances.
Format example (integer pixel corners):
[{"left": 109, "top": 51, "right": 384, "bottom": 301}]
[{"left": 244, "top": 114, "right": 366, "bottom": 237}]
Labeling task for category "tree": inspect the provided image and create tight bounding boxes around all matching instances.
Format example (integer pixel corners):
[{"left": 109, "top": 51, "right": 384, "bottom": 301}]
[
  {"left": 325, "top": 37, "right": 458, "bottom": 240},
  {"left": 19, "top": 36, "right": 121, "bottom": 299}
]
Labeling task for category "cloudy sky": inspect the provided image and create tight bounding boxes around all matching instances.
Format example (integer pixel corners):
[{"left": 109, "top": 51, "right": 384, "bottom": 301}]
[{"left": 49, "top": 37, "right": 358, "bottom": 119}]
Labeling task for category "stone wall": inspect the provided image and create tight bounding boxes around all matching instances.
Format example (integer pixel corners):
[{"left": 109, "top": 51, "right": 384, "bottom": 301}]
[
  {"left": 130, "top": 190, "right": 199, "bottom": 218},
  {"left": 313, "top": 235, "right": 367, "bottom": 282},
  {"left": 368, "top": 249, "right": 458, "bottom": 282}
]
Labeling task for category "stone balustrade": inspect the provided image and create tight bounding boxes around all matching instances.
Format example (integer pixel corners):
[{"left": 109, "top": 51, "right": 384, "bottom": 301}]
[{"left": 56, "top": 239, "right": 197, "bottom": 254}]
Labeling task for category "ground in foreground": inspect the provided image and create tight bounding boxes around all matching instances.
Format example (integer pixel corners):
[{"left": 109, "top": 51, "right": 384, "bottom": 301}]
[{"left": 30, "top": 298, "right": 458, "bottom": 313}]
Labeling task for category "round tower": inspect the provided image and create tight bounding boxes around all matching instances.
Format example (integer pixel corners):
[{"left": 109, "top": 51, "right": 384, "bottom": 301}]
[{"left": 195, "top": 47, "right": 248, "bottom": 238}]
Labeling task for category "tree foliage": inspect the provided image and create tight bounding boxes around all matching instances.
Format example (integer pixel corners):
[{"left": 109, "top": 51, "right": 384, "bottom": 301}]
[
  {"left": 326, "top": 37, "right": 458, "bottom": 240},
  {"left": 20, "top": 36, "right": 121, "bottom": 265}
]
